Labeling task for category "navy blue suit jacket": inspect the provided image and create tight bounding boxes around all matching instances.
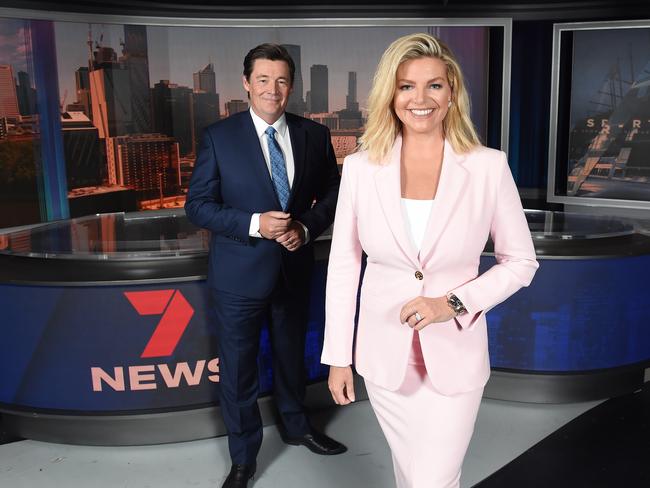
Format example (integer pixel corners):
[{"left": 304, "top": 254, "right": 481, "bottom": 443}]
[{"left": 185, "top": 110, "right": 340, "bottom": 299}]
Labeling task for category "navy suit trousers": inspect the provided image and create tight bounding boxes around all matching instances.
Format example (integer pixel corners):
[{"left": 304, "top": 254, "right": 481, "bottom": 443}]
[{"left": 209, "top": 278, "right": 311, "bottom": 465}]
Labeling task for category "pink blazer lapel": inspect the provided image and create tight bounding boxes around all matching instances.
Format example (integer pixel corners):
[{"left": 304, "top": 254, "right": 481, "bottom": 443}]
[
  {"left": 373, "top": 135, "right": 420, "bottom": 268},
  {"left": 419, "top": 139, "right": 469, "bottom": 264}
]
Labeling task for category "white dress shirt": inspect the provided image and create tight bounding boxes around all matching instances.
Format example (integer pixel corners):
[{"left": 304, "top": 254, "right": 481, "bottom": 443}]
[{"left": 247, "top": 108, "right": 309, "bottom": 242}]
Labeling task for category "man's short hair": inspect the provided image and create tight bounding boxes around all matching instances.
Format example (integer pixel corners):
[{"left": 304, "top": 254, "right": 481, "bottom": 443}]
[{"left": 243, "top": 43, "right": 295, "bottom": 86}]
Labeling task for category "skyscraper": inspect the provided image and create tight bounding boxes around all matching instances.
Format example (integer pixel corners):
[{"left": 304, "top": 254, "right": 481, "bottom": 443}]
[
  {"left": 0, "top": 65, "right": 20, "bottom": 119},
  {"left": 89, "top": 46, "right": 133, "bottom": 138},
  {"left": 193, "top": 92, "right": 220, "bottom": 137},
  {"left": 193, "top": 63, "right": 220, "bottom": 138},
  {"left": 76, "top": 67, "right": 90, "bottom": 91},
  {"left": 346, "top": 71, "right": 359, "bottom": 111},
  {"left": 74, "top": 67, "right": 92, "bottom": 118},
  {"left": 151, "top": 80, "right": 194, "bottom": 156},
  {"left": 310, "top": 64, "right": 329, "bottom": 114},
  {"left": 16, "top": 71, "right": 36, "bottom": 116},
  {"left": 281, "top": 44, "right": 306, "bottom": 115},
  {"left": 123, "top": 25, "right": 152, "bottom": 134},
  {"left": 338, "top": 70, "right": 363, "bottom": 130},
  {"left": 61, "top": 111, "right": 103, "bottom": 189},
  {"left": 193, "top": 63, "right": 216, "bottom": 94}
]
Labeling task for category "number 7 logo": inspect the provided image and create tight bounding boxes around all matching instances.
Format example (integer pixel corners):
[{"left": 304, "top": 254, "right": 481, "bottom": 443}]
[{"left": 124, "top": 290, "right": 194, "bottom": 358}]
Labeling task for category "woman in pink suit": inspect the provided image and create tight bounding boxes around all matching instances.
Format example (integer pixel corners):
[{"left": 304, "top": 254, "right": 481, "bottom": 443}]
[{"left": 321, "top": 33, "right": 538, "bottom": 488}]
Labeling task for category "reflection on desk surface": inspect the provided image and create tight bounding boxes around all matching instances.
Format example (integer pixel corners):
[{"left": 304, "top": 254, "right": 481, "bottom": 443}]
[
  {"left": 0, "top": 210, "right": 649, "bottom": 260},
  {"left": 0, "top": 212, "right": 209, "bottom": 260}
]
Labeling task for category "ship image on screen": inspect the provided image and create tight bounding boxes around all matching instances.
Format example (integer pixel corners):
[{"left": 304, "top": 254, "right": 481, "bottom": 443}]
[{"left": 567, "top": 28, "right": 650, "bottom": 202}]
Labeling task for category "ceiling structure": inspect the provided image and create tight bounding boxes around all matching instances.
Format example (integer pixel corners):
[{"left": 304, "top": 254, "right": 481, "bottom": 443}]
[{"left": 1, "top": 0, "right": 650, "bottom": 21}]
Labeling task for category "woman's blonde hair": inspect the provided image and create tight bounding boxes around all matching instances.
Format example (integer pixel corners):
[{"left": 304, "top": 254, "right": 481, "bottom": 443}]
[{"left": 359, "top": 33, "right": 481, "bottom": 162}]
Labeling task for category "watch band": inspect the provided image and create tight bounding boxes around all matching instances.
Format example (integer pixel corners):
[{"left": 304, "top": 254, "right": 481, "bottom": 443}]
[{"left": 446, "top": 293, "right": 467, "bottom": 316}]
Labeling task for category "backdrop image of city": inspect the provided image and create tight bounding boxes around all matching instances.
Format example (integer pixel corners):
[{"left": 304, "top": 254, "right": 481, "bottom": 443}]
[
  {"left": 0, "top": 19, "right": 41, "bottom": 228},
  {"left": 1, "top": 18, "right": 490, "bottom": 228}
]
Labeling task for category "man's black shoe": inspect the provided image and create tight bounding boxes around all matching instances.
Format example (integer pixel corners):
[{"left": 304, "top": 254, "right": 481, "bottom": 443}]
[
  {"left": 221, "top": 463, "right": 255, "bottom": 488},
  {"left": 281, "top": 429, "right": 347, "bottom": 455}
]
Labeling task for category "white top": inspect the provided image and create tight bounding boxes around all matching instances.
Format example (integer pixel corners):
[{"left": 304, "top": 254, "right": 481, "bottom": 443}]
[{"left": 401, "top": 198, "right": 434, "bottom": 252}]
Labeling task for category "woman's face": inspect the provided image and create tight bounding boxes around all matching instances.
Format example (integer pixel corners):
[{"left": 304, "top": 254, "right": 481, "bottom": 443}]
[{"left": 393, "top": 56, "right": 452, "bottom": 137}]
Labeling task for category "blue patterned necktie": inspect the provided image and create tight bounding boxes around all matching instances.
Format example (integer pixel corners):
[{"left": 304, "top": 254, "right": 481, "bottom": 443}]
[{"left": 265, "top": 126, "right": 290, "bottom": 211}]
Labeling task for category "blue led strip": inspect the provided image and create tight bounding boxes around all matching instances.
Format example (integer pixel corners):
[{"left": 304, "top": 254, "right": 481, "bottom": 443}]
[{"left": 30, "top": 20, "right": 70, "bottom": 222}]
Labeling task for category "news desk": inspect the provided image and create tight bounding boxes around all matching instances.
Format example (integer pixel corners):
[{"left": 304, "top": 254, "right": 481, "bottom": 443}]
[{"left": 1, "top": 210, "right": 649, "bottom": 445}]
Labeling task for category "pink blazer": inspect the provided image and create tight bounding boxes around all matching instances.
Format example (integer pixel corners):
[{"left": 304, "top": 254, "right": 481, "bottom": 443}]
[{"left": 321, "top": 136, "right": 538, "bottom": 395}]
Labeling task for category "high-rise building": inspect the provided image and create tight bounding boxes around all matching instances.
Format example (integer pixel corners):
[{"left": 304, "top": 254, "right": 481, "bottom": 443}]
[
  {"left": 76, "top": 67, "right": 90, "bottom": 91},
  {"left": 74, "top": 67, "right": 92, "bottom": 118},
  {"left": 122, "top": 25, "right": 152, "bottom": 134},
  {"left": 193, "top": 92, "right": 220, "bottom": 136},
  {"left": 310, "top": 64, "right": 328, "bottom": 114},
  {"left": 107, "top": 133, "right": 181, "bottom": 197},
  {"left": 193, "top": 63, "right": 216, "bottom": 94},
  {"left": 0, "top": 65, "right": 20, "bottom": 119},
  {"left": 338, "top": 71, "right": 363, "bottom": 130},
  {"left": 89, "top": 46, "right": 133, "bottom": 138},
  {"left": 346, "top": 71, "right": 359, "bottom": 111},
  {"left": 16, "top": 71, "right": 36, "bottom": 116},
  {"left": 151, "top": 80, "right": 194, "bottom": 156},
  {"left": 281, "top": 44, "right": 307, "bottom": 115},
  {"left": 225, "top": 99, "right": 248, "bottom": 117},
  {"left": 61, "top": 111, "right": 103, "bottom": 189},
  {"left": 192, "top": 63, "right": 220, "bottom": 140}
]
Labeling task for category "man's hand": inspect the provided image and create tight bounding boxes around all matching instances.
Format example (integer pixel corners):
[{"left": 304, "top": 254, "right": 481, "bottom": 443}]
[
  {"left": 275, "top": 221, "right": 305, "bottom": 252},
  {"left": 259, "top": 211, "right": 291, "bottom": 239},
  {"left": 328, "top": 366, "right": 355, "bottom": 405}
]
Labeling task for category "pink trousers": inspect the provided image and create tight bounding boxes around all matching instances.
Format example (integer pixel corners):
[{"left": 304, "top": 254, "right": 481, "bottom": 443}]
[{"left": 364, "top": 333, "right": 484, "bottom": 488}]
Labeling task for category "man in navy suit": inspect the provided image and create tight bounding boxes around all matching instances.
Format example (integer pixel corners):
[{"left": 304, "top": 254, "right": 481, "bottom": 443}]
[{"left": 185, "top": 44, "right": 344, "bottom": 488}]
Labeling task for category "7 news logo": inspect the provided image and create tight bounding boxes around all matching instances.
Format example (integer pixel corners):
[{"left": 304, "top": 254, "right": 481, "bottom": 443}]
[{"left": 91, "top": 290, "right": 219, "bottom": 392}]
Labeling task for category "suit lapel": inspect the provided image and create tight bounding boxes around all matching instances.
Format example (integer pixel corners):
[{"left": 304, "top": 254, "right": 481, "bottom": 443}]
[
  {"left": 287, "top": 114, "right": 306, "bottom": 209},
  {"left": 418, "top": 140, "right": 468, "bottom": 263},
  {"left": 241, "top": 111, "right": 281, "bottom": 207},
  {"left": 374, "top": 135, "right": 419, "bottom": 268}
]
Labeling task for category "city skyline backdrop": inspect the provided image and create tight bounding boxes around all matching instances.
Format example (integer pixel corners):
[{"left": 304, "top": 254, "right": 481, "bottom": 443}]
[
  {"left": 0, "top": 19, "right": 490, "bottom": 130},
  {"left": 52, "top": 23, "right": 488, "bottom": 116},
  {"left": 0, "top": 16, "right": 491, "bottom": 228}
]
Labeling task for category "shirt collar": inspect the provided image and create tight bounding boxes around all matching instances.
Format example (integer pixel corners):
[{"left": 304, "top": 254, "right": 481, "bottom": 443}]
[{"left": 249, "top": 108, "right": 288, "bottom": 139}]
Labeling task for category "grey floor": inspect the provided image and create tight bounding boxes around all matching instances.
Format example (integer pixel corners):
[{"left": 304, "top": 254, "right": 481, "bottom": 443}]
[{"left": 0, "top": 396, "right": 600, "bottom": 488}]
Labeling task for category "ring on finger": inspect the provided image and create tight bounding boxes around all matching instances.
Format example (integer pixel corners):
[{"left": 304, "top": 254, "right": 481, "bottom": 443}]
[{"left": 414, "top": 312, "right": 423, "bottom": 322}]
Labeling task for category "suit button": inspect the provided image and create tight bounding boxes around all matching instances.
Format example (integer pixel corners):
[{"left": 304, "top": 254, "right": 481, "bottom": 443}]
[{"left": 415, "top": 271, "right": 423, "bottom": 280}]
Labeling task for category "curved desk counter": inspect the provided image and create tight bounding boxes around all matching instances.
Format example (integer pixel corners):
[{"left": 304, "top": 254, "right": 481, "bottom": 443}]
[
  {"left": 483, "top": 211, "right": 650, "bottom": 403},
  {"left": 0, "top": 212, "right": 332, "bottom": 445},
  {"left": 1, "top": 210, "right": 649, "bottom": 445}
]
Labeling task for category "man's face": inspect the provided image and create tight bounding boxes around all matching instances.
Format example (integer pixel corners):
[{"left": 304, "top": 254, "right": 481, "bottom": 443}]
[{"left": 243, "top": 58, "right": 293, "bottom": 124}]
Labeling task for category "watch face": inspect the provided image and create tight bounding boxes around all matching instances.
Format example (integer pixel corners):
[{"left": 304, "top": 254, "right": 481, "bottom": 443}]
[{"left": 448, "top": 294, "right": 465, "bottom": 314}]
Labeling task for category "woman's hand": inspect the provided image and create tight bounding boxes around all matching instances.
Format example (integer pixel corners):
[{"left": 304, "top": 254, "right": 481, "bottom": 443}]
[
  {"left": 328, "top": 365, "right": 355, "bottom": 405},
  {"left": 399, "top": 296, "right": 456, "bottom": 330}
]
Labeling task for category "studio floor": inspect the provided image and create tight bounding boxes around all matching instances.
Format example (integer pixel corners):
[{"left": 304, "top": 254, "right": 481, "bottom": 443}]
[{"left": 5, "top": 383, "right": 646, "bottom": 488}]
